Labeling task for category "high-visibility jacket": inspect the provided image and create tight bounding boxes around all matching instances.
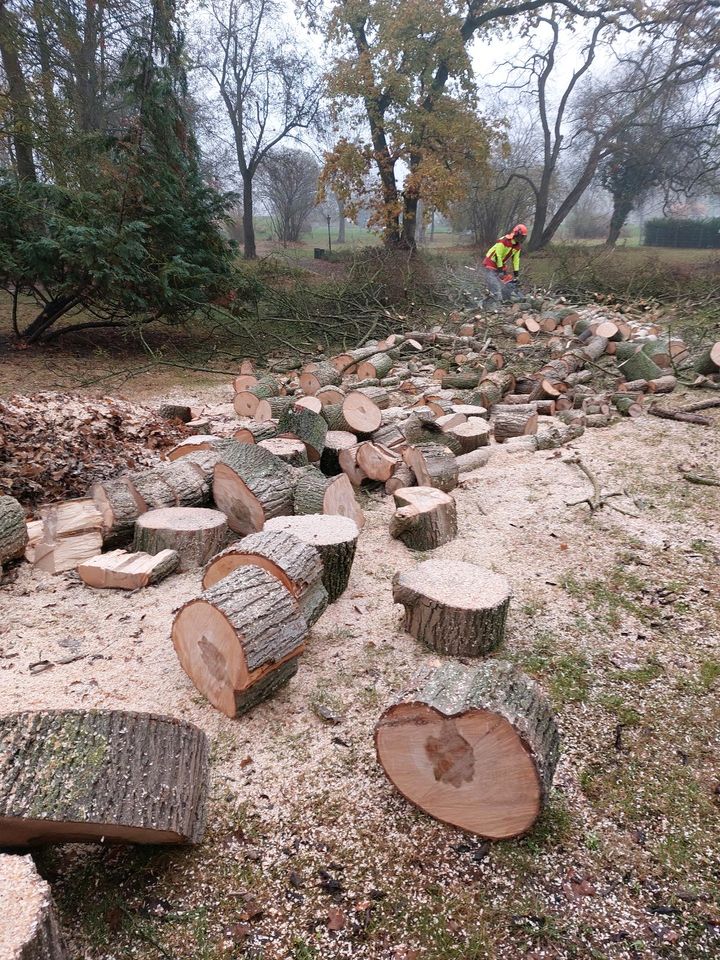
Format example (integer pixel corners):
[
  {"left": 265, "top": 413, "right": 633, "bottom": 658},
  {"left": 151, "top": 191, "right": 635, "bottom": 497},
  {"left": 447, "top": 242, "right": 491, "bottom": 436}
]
[{"left": 483, "top": 234, "right": 521, "bottom": 274}]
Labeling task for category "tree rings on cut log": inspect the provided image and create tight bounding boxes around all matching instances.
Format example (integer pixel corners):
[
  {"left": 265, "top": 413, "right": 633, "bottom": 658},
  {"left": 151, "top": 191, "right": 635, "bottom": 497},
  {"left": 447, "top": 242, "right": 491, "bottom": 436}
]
[
  {"left": 233, "top": 373, "right": 258, "bottom": 392},
  {"left": 254, "top": 396, "right": 294, "bottom": 422},
  {"left": 258, "top": 437, "right": 309, "bottom": 466},
  {"left": 78, "top": 548, "right": 179, "bottom": 589},
  {"left": 390, "top": 487, "right": 457, "bottom": 551},
  {"left": 0, "top": 854, "right": 67, "bottom": 959},
  {"left": 393, "top": 559, "right": 511, "bottom": 656},
  {"left": 264, "top": 514, "right": 359, "bottom": 603},
  {"left": 0, "top": 495, "right": 28, "bottom": 568},
  {"left": 233, "top": 390, "right": 261, "bottom": 418},
  {"left": 292, "top": 466, "right": 365, "bottom": 530},
  {"left": 294, "top": 395, "right": 323, "bottom": 413},
  {"left": 299, "top": 362, "right": 342, "bottom": 395},
  {"left": 402, "top": 443, "right": 458, "bottom": 493},
  {"left": 213, "top": 442, "right": 293, "bottom": 534},
  {"left": 375, "top": 660, "right": 559, "bottom": 839},
  {"left": 133, "top": 507, "right": 228, "bottom": 570},
  {"left": 166, "top": 435, "right": 224, "bottom": 461},
  {"left": 316, "top": 385, "right": 346, "bottom": 406},
  {"left": 234, "top": 421, "right": 278, "bottom": 444},
  {"left": 202, "top": 529, "right": 328, "bottom": 626},
  {"left": 172, "top": 565, "right": 307, "bottom": 717},
  {"left": 323, "top": 392, "right": 382, "bottom": 435},
  {"left": 0, "top": 710, "right": 209, "bottom": 845}
]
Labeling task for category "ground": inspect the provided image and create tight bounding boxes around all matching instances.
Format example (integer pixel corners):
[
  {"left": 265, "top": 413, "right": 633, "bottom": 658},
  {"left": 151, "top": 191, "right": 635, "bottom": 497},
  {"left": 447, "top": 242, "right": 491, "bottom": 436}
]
[{"left": 1, "top": 370, "right": 719, "bottom": 959}]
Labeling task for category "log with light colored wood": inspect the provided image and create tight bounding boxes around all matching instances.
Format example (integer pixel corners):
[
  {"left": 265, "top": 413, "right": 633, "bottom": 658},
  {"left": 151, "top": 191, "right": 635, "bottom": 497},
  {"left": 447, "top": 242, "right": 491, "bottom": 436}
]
[
  {"left": 402, "top": 444, "right": 458, "bottom": 493},
  {"left": 322, "top": 391, "right": 382, "bottom": 435},
  {"left": 0, "top": 495, "right": 28, "bottom": 569},
  {"left": 299, "top": 361, "right": 342, "bottom": 396},
  {"left": 292, "top": 466, "right": 365, "bottom": 530},
  {"left": 0, "top": 710, "right": 209, "bottom": 845},
  {"left": 32, "top": 499, "right": 104, "bottom": 573},
  {"left": 384, "top": 461, "right": 416, "bottom": 495},
  {"left": 456, "top": 447, "right": 493, "bottom": 474},
  {"left": 393, "top": 559, "right": 511, "bottom": 656},
  {"left": 212, "top": 442, "right": 293, "bottom": 534},
  {"left": 0, "top": 854, "right": 67, "bottom": 959},
  {"left": 356, "top": 352, "right": 394, "bottom": 380},
  {"left": 389, "top": 487, "right": 457, "bottom": 551},
  {"left": 233, "top": 391, "right": 261, "bottom": 418},
  {"left": 234, "top": 421, "right": 278, "bottom": 444},
  {"left": 254, "top": 396, "right": 294, "bottom": 422},
  {"left": 277, "top": 406, "right": 328, "bottom": 461},
  {"left": 320, "top": 430, "right": 356, "bottom": 476},
  {"left": 447, "top": 418, "right": 490, "bottom": 453},
  {"left": 167, "top": 435, "right": 225, "bottom": 460},
  {"left": 493, "top": 406, "right": 538, "bottom": 443},
  {"left": 201, "top": 529, "right": 327, "bottom": 626},
  {"left": 133, "top": 507, "right": 228, "bottom": 570},
  {"left": 451, "top": 403, "right": 488, "bottom": 419},
  {"left": 315, "top": 385, "right": 346, "bottom": 406},
  {"left": 375, "top": 660, "right": 560, "bottom": 839},
  {"left": 294, "top": 395, "right": 323, "bottom": 413},
  {"left": 356, "top": 441, "right": 399, "bottom": 482},
  {"left": 77, "top": 548, "right": 179, "bottom": 589},
  {"left": 172, "top": 565, "right": 307, "bottom": 717},
  {"left": 258, "top": 437, "right": 308, "bottom": 466},
  {"left": 355, "top": 385, "right": 390, "bottom": 409},
  {"left": 126, "top": 459, "right": 211, "bottom": 512},
  {"left": 264, "top": 514, "right": 359, "bottom": 603}
]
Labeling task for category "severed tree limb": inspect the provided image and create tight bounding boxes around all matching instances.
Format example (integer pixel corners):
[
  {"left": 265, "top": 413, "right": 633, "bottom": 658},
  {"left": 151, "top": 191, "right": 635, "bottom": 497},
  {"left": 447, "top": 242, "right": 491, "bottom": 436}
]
[
  {"left": 648, "top": 404, "right": 712, "bottom": 426},
  {"left": 563, "top": 452, "right": 637, "bottom": 515},
  {"left": 678, "top": 398, "right": 720, "bottom": 413},
  {"left": 683, "top": 473, "right": 720, "bottom": 488}
]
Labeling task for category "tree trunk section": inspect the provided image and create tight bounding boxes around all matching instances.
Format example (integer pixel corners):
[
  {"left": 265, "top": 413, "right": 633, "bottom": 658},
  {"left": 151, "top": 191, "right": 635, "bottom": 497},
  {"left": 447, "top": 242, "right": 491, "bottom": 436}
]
[
  {"left": 493, "top": 407, "right": 539, "bottom": 443},
  {"left": 292, "top": 466, "right": 365, "bottom": 530},
  {"left": 133, "top": 508, "right": 228, "bottom": 570},
  {"left": 322, "top": 392, "right": 382, "bottom": 435},
  {"left": 202, "top": 529, "right": 328, "bottom": 626},
  {"left": 213, "top": 442, "right": 293, "bottom": 534},
  {"left": 390, "top": 487, "right": 457, "bottom": 551},
  {"left": 375, "top": 660, "right": 560, "bottom": 838},
  {"left": 0, "top": 495, "right": 28, "bottom": 568},
  {"left": 242, "top": 175, "right": 257, "bottom": 260},
  {"left": 393, "top": 559, "right": 511, "bottom": 656},
  {"left": 264, "top": 515, "right": 359, "bottom": 603},
  {"left": 125, "top": 461, "right": 211, "bottom": 513},
  {"left": 320, "top": 430, "right": 356, "bottom": 476},
  {"left": 172, "top": 566, "right": 307, "bottom": 717},
  {"left": 402, "top": 444, "right": 458, "bottom": 493},
  {"left": 0, "top": 854, "right": 67, "bottom": 959},
  {"left": 258, "top": 437, "right": 308, "bottom": 466},
  {"left": 299, "top": 362, "right": 342, "bottom": 396},
  {"left": 277, "top": 407, "right": 328, "bottom": 461},
  {"left": 0, "top": 710, "right": 209, "bottom": 845}
]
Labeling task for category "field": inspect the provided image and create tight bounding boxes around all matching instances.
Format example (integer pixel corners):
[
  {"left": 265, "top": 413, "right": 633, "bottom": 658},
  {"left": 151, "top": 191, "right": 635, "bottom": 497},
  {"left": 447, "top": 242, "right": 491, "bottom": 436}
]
[{"left": 0, "top": 242, "right": 719, "bottom": 960}]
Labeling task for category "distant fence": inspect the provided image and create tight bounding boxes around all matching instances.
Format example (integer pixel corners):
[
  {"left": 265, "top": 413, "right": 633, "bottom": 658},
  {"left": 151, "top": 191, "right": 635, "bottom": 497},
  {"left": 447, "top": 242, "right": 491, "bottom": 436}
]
[{"left": 644, "top": 218, "right": 720, "bottom": 249}]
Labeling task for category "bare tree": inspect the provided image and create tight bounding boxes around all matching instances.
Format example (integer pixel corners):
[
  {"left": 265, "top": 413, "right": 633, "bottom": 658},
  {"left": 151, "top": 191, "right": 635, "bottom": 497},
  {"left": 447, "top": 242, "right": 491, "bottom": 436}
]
[
  {"left": 200, "top": 0, "right": 322, "bottom": 259},
  {"left": 257, "top": 147, "right": 319, "bottom": 244}
]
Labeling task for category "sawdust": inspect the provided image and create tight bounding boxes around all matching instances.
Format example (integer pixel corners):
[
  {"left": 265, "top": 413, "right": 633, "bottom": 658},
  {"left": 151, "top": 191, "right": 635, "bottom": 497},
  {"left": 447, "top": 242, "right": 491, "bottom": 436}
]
[{"left": 0, "top": 853, "right": 51, "bottom": 957}]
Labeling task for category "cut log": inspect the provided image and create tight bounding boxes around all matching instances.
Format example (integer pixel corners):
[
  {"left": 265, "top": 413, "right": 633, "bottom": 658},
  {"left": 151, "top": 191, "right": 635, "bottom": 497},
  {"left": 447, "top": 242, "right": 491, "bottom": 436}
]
[
  {"left": 694, "top": 342, "right": 720, "bottom": 375},
  {"left": 493, "top": 408, "right": 539, "bottom": 443},
  {"left": 0, "top": 854, "right": 67, "bottom": 959},
  {"left": 441, "top": 373, "right": 480, "bottom": 390},
  {"left": 355, "top": 385, "right": 390, "bottom": 409},
  {"left": 166, "top": 435, "right": 224, "bottom": 461},
  {"left": 0, "top": 710, "right": 209, "bottom": 844},
  {"left": 470, "top": 371, "right": 516, "bottom": 410},
  {"left": 447, "top": 418, "right": 490, "bottom": 453},
  {"left": 435, "top": 412, "right": 467, "bottom": 432},
  {"left": 0, "top": 495, "right": 28, "bottom": 568},
  {"left": 315, "top": 385, "right": 346, "bottom": 406},
  {"left": 277, "top": 406, "right": 328, "bottom": 461},
  {"left": 372, "top": 422, "right": 409, "bottom": 451},
  {"left": 234, "top": 421, "right": 278, "bottom": 444},
  {"left": 126, "top": 460, "right": 211, "bottom": 512},
  {"left": 456, "top": 448, "right": 492, "bottom": 473},
  {"left": 77, "top": 548, "right": 179, "bottom": 589},
  {"left": 612, "top": 396, "right": 643, "bottom": 417},
  {"left": 294, "top": 395, "right": 323, "bottom": 413},
  {"left": 356, "top": 353, "right": 394, "bottom": 380},
  {"left": 232, "top": 373, "right": 258, "bottom": 392},
  {"left": 390, "top": 487, "right": 457, "bottom": 551},
  {"left": 213, "top": 442, "right": 293, "bottom": 534},
  {"left": 322, "top": 392, "right": 382, "bottom": 435},
  {"left": 647, "top": 375, "right": 677, "bottom": 394},
  {"left": 157, "top": 403, "right": 192, "bottom": 423},
  {"left": 535, "top": 421, "right": 585, "bottom": 449},
  {"left": 172, "top": 565, "right": 307, "bottom": 717},
  {"left": 201, "top": 529, "right": 328, "bottom": 626},
  {"left": 392, "top": 559, "right": 511, "bottom": 656},
  {"left": 384, "top": 461, "right": 416, "bottom": 495},
  {"left": 403, "top": 444, "right": 458, "bottom": 493},
  {"left": 233, "top": 391, "right": 261, "bottom": 418},
  {"left": 618, "top": 350, "right": 664, "bottom": 383},
  {"left": 258, "top": 437, "right": 309, "bottom": 466},
  {"left": 299, "top": 362, "right": 342, "bottom": 396},
  {"left": 320, "top": 430, "right": 356, "bottom": 476},
  {"left": 292, "top": 466, "right": 365, "bottom": 530},
  {"left": 264, "top": 514, "right": 359, "bottom": 602},
  {"left": 254, "top": 396, "right": 294, "bottom": 422},
  {"left": 133, "top": 507, "right": 228, "bottom": 570},
  {"left": 402, "top": 414, "right": 462, "bottom": 455},
  {"left": 375, "top": 660, "right": 560, "bottom": 839},
  {"left": 338, "top": 445, "right": 368, "bottom": 487},
  {"left": 451, "top": 403, "right": 488, "bottom": 419},
  {"left": 356, "top": 442, "right": 399, "bottom": 482},
  {"left": 32, "top": 531, "right": 104, "bottom": 574}
]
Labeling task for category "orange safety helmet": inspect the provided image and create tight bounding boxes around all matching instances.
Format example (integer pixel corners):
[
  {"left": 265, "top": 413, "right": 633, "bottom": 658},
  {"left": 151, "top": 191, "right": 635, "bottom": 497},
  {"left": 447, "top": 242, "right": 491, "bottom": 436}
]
[{"left": 512, "top": 223, "right": 528, "bottom": 237}]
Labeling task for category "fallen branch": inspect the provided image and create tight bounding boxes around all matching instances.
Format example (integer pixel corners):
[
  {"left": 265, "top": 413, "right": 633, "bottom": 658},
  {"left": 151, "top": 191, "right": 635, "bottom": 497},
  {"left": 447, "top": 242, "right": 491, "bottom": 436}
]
[
  {"left": 678, "top": 398, "right": 720, "bottom": 414},
  {"left": 648, "top": 404, "right": 712, "bottom": 426},
  {"left": 563, "top": 452, "right": 635, "bottom": 515},
  {"left": 682, "top": 473, "right": 720, "bottom": 488}
]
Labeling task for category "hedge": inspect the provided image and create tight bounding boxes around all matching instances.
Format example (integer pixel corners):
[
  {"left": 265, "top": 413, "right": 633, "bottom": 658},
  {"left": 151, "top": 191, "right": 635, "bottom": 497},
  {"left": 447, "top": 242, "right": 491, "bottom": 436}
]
[{"left": 644, "top": 218, "right": 720, "bottom": 249}]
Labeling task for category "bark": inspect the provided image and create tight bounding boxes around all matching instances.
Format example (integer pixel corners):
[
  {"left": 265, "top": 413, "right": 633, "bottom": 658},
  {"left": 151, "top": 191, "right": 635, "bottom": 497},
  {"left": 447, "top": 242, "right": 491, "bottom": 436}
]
[
  {"left": 0, "top": 854, "right": 67, "bottom": 959},
  {"left": 0, "top": 710, "right": 209, "bottom": 845},
  {"left": 393, "top": 559, "right": 511, "bottom": 657},
  {"left": 157, "top": 404, "right": 193, "bottom": 423},
  {"left": 212, "top": 442, "right": 294, "bottom": 534},
  {"left": 0, "top": 5, "right": 37, "bottom": 182},
  {"left": 618, "top": 350, "right": 664, "bottom": 383},
  {"left": 242, "top": 174, "right": 257, "bottom": 260},
  {"left": 336, "top": 196, "right": 346, "bottom": 242},
  {"left": 133, "top": 507, "right": 228, "bottom": 571},
  {"left": 375, "top": 660, "right": 560, "bottom": 839},
  {"left": 320, "top": 430, "right": 356, "bottom": 476},
  {"left": 390, "top": 487, "right": 457, "bottom": 551},
  {"left": 277, "top": 406, "right": 328, "bottom": 461},
  {"left": 202, "top": 528, "right": 328, "bottom": 627},
  {"left": 384, "top": 461, "right": 416, "bottom": 495},
  {"left": 78, "top": 548, "right": 180, "bottom": 590},
  {"left": 126, "top": 461, "right": 211, "bottom": 512},
  {"left": 89, "top": 479, "right": 140, "bottom": 547},
  {"left": 172, "top": 565, "right": 307, "bottom": 717},
  {"left": 355, "top": 386, "right": 390, "bottom": 409},
  {"left": 456, "top": 448, "right": 493, "bottom": 473},
  {"left": 493, "top": 408, "right": 539, "bottom": 443},
  {"left": 694, "top": 342, "right": 720, "bottom": 376},
  {"left": 299, "top": 362, "right": 342, "bottom": 395},
  {"left": 402, "top": 444, "right": 459, "bottom": 493},
  {"left": 605, "top": 193, "right": 634, "bottom": 247},
  {"left": 291, "top": 466, "right": 364, "bottom": 529},
  {"left": 0, "top": 495, "right": 28, "bottom": 567},
  {"left": 234, "top": 421, "right": 278, "bottom": 444},
  {"left": 264, "top": 514, "right": 359, "bottom": 603},
  {"left": 356, "top": 353, "right": 394, "bottom": 380}
]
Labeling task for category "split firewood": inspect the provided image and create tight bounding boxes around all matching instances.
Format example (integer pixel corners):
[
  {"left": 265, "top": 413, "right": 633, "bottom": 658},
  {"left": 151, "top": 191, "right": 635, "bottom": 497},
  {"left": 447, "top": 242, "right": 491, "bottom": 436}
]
[
  {"left": 202, "top": 529, "right": 327, "bottom": 626},
  {"left": 0, "top": 854, "right": 67, "bottom": 959},
  {"left": 403, "top": 443, "right": 459, "bottom": 492},
  {"left": 213, "top": 442, "right": 294, "bottom": 534},
  {"left": 77, "top": 548, "right": 179, "bottom": 589},
  {"left": 32, "top": 499, "right": 104, "bottom": 573},
  {"left": 322, "top": 392, "right": 383, "bottom": 435},
  {"left": 24, "top": 519, "right": 44, "bottom": 563},
  {"left": 292, "top": 466, "right": 365, "bottom": 529},
  {"left": 389, "top": 487, "right": 457, "bottom": 550},
  {"left": 356, "top": 441, "right": 400, "bottom": 482},
  {"left": 234, "top": 421, "right": 278, "bottom": 444},
  {"left": 299, "top": 361, "right": 342, "bottom": 395},
  {"left": 277, "top": 406, "right": 328, "bottom": 461},
  {"left": 384, "top": 461, "right": 416, "bottom": 495},
  {"left": 375, "top": 660, "right": 559, "bottom": 839},
  {"left": 173, "top": 565, "right": 307, "bottom": 718},
  {"left": 0, "top": 495, "right": 28, "bottom": 569},
  {"left": 0, "top": 710, "right": 209, "bottom": 844},
  {"left": 258, "top": 437, "right": 309, "bottom": 466},
  {"left": 320, "top": 430, "right": 357, "bottom": 476},
  {"left": 338, "top": 445, "right": 368, "bottom": 487},
  {"left": 393, "top": 559, "right": 511, "bottom": 656},
  {"left": 134, "top": 507, "right": 228, "bottom": 570},
  {"left": 493, "top": 405, "right": 539, "bottom": 443},
  {"left": 264, "top": 514, "right": 360, "bottom": 603}
]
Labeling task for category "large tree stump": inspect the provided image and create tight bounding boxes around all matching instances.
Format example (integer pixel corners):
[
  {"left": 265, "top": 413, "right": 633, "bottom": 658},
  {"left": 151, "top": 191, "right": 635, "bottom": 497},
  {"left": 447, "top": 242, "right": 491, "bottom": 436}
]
[
  {"left": 375, "top": 661, "right": 560, "bottom": 839},
  {"left": 277, "top": 406, "right": 328, "bottom": 461},
  {"left": 134, "top": 507, "right": 228, "bottom": 570},
  {"left": 78, "top": 549, "right": 180, "bottom": 589},
  {"left": 212, "top": 442, "right": 293, "bottom": 534},
  {"left": 264, "top": 515, "right": 359, "bottom": 602},
  {"left": 493, "top": 407, "right": 539, "bottom": 443},
  {"left": 0, "top": 854, "right": 67, "bottom": 959},
  {"left": 389, "top": 487, "right": 457, "bottom": 551},
  {"left": 322, "top": 392, "right": 382, "bottom": 435},
  {"left": 202, "top": 529, "right": 328, "bottom": 626},
  {"left": 0, "top": 711, "right": 209, "bottom": 845},
  {"left": 392, "top": 559, "right": 511, "bottom": 656},
  {"left": 320, "top": 430, "right": 356, "bottom": 475},
  {"left": 402, "top": 443, "right": 459, "bottom": 493},
  {"left": 292, "top": 466, "right": 365, "bottom": 530},
  {"left": 0, "top": 495, "right": 28, "bottom": 569},
  {"left": 172, "top": 566, "right": 307, "bottom": 717},
  {"left": 90, "top": 478, "right": 140, "bottom": 546}
]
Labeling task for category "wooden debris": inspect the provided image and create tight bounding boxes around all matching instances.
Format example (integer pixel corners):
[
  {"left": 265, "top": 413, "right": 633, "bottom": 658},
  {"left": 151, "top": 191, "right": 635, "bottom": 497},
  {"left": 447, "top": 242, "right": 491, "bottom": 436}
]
[
  {"left": 78, "top": 548, "right": 179, "bottom": 589},
  {"left": 264, "top": 515, "right": 359, "bottom": 602},
  {"left": 213, "top": 442, "right": 294, "bottom": 534},
  {"left": 134, "top": 507, "right": 228, "bottom": 570},
  {"left": 389, "top": 487, "right": 457, "bottom": 550}
]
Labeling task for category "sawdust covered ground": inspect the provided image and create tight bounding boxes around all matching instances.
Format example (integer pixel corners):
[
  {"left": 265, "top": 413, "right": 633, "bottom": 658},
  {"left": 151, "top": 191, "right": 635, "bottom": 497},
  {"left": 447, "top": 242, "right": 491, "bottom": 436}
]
[{"left": 1, "top": 386, "right": 719, "bottom": 960}]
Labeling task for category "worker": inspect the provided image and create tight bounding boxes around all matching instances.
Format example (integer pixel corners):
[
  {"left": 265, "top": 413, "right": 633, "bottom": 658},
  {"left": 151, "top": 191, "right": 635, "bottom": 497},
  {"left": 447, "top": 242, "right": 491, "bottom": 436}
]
[{"left": 483, "top": 224, "right": 528, "bottom": 303}]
